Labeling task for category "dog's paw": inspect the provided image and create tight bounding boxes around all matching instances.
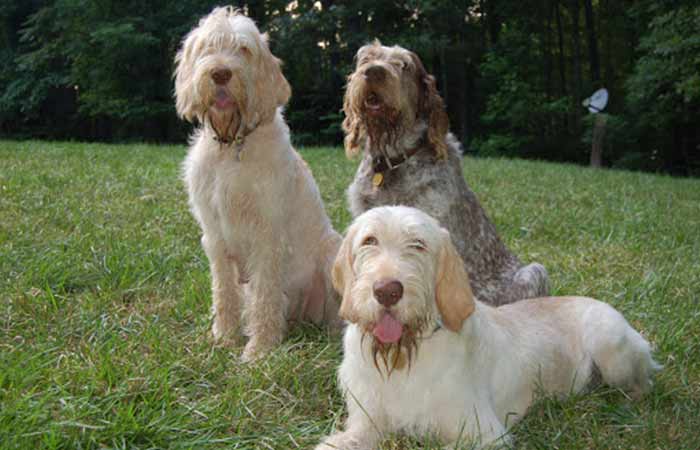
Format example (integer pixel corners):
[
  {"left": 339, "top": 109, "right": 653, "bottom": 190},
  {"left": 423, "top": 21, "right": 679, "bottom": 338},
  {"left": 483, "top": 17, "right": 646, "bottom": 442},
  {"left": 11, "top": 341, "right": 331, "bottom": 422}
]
[
  {"left": 211, "top": 317, "right": 240, "bottom": 345},
  {"left": 211, "top": 322, "right": 228, "bottom": 341},
  {"left": 240, "top": 335, "right": 280, "bottom": 362},
  {"left": 315, "top": 432, "right": 374, "bottom": 450}
]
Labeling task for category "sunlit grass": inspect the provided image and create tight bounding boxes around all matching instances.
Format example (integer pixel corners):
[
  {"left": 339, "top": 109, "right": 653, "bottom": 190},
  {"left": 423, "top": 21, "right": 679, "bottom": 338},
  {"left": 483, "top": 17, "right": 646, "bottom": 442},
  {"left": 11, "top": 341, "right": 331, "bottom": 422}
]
[{"left": 1, "top": 140, "right": 698, "bottom": 449}]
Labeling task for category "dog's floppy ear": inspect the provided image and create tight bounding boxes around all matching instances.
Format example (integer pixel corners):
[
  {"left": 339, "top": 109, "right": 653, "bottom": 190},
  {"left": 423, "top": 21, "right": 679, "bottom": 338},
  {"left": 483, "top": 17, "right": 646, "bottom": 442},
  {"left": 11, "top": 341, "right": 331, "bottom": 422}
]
[
  {"left": 342, "top": 76, "right": 364, "bottom": 159},
  {"left": 271, "top": 55, "right": 291, "bottom": 107},
  {"left": 259, "top": 32, "right": 291, "bottom": 108},
  {"left": 332, "top": 226, "right": 358, "bottom": 322},
  {"left": 256, "top": 33, "right": 291, "bottom": 113},
  {"left": 343, "top": 43, "right": 381, "bottom": 158},
  {"left": 435, "top": 229, "right": 475, "bottom": 332},
  {"left": 410, "top": 52, "right": 449, "bottom": 159},
  {"left": 174, "top": 33, "right": 203, "bottom": 123}
]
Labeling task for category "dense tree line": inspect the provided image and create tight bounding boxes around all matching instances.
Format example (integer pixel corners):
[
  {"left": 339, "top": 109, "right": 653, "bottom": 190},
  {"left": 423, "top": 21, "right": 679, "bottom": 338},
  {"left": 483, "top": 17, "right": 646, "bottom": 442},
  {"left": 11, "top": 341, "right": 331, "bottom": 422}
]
[{"left": 1, "top": 0, "right": 698, "bottom": 175}]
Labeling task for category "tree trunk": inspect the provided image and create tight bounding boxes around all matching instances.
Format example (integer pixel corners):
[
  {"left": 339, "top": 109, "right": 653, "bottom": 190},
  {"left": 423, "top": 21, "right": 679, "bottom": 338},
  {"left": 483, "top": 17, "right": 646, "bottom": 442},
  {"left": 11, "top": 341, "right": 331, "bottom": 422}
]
[
  {"left": 244, "top": 1, "right": 264, "bottom": 22},
  {"left": 458, "top": 49, "right": 468, "bottom": 143},
  {"left": 483, "top": 0, "right": 502, "bottom": 46},
  {"left": 570, "top": 0, "right": 584, "bottom": 134},
  {"left": 439, "top": 45, "right": 449, "bottom": 108},
  {"left": 570, "top": 0, "right": 583, "bottom": 97},
  {"left": 555, "top": 1, "right": 567, "bottom": 96},
  {"left": 545, "top": 2, "right": 554, "bottom": 99},
  {"left": 590, "top": 114, "right": 607, "bottom": 167},
  {"left": 321, "top": 0, "right": 342, "bottom": 94},
  {"left": 582, "top": 0, "right": 601, "bottom": 83}
]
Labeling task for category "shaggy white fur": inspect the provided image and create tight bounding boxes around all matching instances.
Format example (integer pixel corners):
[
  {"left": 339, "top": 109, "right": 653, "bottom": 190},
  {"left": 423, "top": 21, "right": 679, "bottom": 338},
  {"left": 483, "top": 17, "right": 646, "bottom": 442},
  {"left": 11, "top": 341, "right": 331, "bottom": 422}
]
[
  {"left": 174, "top": 7, "right": 341, "bottom": 361},
  {"left": 317, "top": 206, "right": 661, "bottom": 449}
]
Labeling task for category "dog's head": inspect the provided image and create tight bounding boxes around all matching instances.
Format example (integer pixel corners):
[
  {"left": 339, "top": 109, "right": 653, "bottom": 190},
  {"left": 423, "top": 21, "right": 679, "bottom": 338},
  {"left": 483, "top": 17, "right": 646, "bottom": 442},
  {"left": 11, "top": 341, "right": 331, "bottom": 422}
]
[
  {"left": 342, "top": 41, "right": 449, "bottom": 159},
  {"left": 333, "top": 206, "right": 474, "bottom": 372},
  {"left": 174, "top": 6, "right": 291, "bottom": 141}
]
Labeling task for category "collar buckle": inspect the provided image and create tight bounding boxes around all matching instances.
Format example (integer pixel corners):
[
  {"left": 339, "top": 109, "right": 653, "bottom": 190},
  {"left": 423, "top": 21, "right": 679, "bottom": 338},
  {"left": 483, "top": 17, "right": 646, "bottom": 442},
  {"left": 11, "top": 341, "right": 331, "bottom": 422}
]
[
  {"left": 214, "top": 130, "right": 246, "bottom": 161},
  {"left": 370, "top": 144, "right": 422, "bottom": 183}
]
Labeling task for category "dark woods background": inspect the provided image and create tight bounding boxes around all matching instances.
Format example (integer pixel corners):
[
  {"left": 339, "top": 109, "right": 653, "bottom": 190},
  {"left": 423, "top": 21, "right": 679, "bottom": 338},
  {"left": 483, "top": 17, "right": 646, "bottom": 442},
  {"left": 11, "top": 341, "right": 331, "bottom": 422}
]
[{"left": 1, "top": 1, "right": 699, "bottom": 175}]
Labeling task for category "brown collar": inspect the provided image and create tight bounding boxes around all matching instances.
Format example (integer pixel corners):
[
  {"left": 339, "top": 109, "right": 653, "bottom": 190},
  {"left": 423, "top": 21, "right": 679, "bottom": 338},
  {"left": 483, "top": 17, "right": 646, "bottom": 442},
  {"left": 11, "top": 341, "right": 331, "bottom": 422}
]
[
  {"left": 213, "top": 133, "right": 244, "bottom": 146},
  {"left": 371, "top": 144, "right": 422, "bottom": 174},
  {"left": 211, "top": 118, "right": 258, "bottom": 161}
]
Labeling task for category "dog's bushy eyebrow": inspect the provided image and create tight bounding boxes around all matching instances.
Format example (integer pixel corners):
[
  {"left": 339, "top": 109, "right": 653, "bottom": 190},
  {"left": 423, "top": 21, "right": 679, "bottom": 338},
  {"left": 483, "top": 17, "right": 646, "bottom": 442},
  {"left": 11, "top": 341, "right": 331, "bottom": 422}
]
[
  {"left": 399, "top": 232, "right": 424, "bottom": 243},
  {"left": 399, "top": 223, "right": 433, "bottom": 240}
]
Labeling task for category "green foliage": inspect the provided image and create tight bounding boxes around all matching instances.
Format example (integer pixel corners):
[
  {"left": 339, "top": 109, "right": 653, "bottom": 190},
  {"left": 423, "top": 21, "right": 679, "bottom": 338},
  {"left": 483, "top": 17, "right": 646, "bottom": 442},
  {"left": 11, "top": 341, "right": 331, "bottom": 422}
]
[
  {"left": 1, "top": 0, "right": 69, "bottom": 120},
  {"left": 622, "top": 4, "right": 700, "bottom": 174},
  {"left": 1, "top": 1, "right": 699, "bottom": 174},
  {"left": 626, "top": 5, "right": 700, "bottom": 128},
  {"left": 478, "top": 29, "right": 572, "bottom": 158},
  {"left": 579, "top": 113, "right": 664, "bottom": 173},
  {"left": 472, "top": 133, "right": 526, "bottom": 157},
  {"left": 2, "top": 0, "right": 212, "bottom": 140}
]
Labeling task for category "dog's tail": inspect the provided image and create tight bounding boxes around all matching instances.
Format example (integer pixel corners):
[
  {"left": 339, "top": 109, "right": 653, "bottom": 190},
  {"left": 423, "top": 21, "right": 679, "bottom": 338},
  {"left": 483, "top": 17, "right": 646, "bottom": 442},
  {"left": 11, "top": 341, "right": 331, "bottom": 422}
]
[{"left": 497, "top": 262, "right": 550, "bottom": 305}]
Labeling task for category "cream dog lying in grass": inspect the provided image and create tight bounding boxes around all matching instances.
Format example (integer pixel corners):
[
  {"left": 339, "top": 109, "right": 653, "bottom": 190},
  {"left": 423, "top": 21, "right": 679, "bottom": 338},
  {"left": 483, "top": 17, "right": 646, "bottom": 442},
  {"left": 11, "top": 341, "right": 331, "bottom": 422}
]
[{"left": 317, "top": 206, "right": 661, "bottom": 449}]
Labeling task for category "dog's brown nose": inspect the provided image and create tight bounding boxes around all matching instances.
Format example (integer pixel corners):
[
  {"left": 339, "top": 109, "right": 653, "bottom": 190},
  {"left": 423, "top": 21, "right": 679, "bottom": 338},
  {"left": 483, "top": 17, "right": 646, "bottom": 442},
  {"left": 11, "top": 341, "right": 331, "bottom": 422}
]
[
  {"left": 373, "top": 278, "right": 403, "bottom": 307},
  {"left": 364, "top": 65, "right": 387, "bottom": 83},
  {"left": 211, "top": 68, "right": 232, "bottom": 85}
]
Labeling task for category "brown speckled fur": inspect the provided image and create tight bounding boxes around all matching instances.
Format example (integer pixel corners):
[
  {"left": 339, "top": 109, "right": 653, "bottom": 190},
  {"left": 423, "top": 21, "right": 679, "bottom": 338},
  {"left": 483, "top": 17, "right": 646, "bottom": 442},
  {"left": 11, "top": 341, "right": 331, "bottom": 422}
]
[{"left": 344, "top": 42, "right": 549, "bottom": 305}]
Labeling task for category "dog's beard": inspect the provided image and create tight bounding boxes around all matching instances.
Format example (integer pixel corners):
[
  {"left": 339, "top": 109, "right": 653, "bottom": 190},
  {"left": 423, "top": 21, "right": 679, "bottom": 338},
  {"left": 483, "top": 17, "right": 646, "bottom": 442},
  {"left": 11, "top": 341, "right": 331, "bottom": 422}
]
[
  {"left": 199, "top": 75, "right": 248, "bottom": 144},
  {"left": 348, "top": 80, "right": 405, "bottom": 155},
  {"left": 362, "top": 106, "right": 404, "bottom": 155},
  {"left": 207, "top": 107, "right": 242, "bottom": 144},
  {"left": 361, "top": 317, "right": 427, "bottom": 376}
]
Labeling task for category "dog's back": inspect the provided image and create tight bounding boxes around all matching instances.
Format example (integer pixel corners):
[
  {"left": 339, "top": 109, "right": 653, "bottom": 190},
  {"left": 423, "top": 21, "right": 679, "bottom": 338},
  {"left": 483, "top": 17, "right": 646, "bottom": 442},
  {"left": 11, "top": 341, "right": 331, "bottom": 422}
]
[{"left": 497, "top": 296, "right": 661, "bottom": 398}]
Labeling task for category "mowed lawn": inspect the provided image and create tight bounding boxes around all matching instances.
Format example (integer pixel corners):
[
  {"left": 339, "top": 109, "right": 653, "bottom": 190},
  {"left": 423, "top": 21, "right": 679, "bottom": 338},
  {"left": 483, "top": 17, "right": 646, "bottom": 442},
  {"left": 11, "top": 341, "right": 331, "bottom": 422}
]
[{"left": 1, "top": 140, "right": 699, "bottom": 450}]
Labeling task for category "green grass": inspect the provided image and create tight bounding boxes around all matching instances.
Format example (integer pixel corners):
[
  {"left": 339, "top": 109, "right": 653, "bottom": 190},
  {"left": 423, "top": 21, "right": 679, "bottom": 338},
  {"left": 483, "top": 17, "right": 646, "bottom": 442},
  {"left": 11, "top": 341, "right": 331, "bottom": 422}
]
[{"left": 1, "top": 140, "right": 698, "bottom": 449}]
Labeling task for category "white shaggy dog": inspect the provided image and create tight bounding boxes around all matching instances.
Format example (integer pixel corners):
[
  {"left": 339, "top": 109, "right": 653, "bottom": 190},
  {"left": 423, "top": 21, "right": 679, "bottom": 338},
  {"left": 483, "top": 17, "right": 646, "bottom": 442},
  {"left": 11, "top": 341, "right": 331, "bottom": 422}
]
[
  {"left": 174, "top": 7, "right": 342, "bottom": 361},
  {"left": 317, "top": 206, "right": 661, "bottom": 449}
]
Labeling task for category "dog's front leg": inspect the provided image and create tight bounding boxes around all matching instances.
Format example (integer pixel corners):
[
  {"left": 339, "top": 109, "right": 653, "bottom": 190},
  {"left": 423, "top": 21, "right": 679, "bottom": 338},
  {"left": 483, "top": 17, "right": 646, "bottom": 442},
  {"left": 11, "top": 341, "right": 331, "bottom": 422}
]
[
  {"left": 316, "top": 396, "right": 384, "bottom": 450},
  {"left": 441, "top": 413, "right": 510, "bottom": 450},
  {"left": 316, "top": 431, "right": 379, "bottom": 450},
  {"left": 241, "top": 249, "right": 288, "bottom": 362},
  {"left": 315, "top": 418, "right": 381, "bottom": 450},
  {"left": 203, "top": 236, "right": 244, "bottom": 343}
]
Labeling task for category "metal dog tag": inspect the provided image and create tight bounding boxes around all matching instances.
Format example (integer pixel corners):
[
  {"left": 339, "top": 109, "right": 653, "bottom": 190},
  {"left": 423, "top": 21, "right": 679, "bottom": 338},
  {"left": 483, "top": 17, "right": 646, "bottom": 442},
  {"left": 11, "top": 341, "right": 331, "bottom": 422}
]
[{"left": 372, "top": 172, "right": 384, "bottom": 187}]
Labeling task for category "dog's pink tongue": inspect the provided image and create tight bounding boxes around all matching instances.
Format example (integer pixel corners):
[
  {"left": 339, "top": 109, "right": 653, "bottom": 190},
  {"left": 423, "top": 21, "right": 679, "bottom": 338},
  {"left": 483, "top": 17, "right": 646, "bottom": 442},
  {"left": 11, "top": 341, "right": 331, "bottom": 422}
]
[
  {"left": 215, "top": 90, "right": 233, "bottom": 109},
  {"left": 373, "top": 312, "right": 403, "bottom": 344}
]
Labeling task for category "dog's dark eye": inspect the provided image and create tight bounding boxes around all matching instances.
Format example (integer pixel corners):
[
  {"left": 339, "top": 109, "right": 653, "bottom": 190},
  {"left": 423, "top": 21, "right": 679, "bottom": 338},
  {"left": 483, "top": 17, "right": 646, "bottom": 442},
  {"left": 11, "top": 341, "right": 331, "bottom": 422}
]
[
  {"left": 409, "top": 239, "right": 427, "bottom": 251},
  {"left": 361, "top": 236, "right": 378, "bottom": 246},
  {"left": 239, "top": 46, "right": 252, "bottom": 58}
]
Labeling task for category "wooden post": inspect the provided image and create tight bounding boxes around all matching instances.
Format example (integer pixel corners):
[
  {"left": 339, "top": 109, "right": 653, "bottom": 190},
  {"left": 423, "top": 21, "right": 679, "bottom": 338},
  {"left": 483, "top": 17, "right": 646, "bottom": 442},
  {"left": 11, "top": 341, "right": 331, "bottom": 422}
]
[{"left": 590, "top": 113, "right": 608, "bottom": 167}]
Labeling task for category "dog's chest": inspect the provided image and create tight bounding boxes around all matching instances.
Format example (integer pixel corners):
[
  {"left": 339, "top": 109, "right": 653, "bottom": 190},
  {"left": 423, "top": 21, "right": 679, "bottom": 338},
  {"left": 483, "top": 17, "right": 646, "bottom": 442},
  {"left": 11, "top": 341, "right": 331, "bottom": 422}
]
[
  {"left": 354, "top": 160, "right": 448, "bottom": 219},
  {"left": 387, "top": 363, "right": 471, "bottom": 428},
  {"left": 343, "top": 329, "right": 474, "bottom": 434},
  {"left": 186, "top": 149, "right": 289, "bottom": 238},
  {"left": 358, "top": 164, "right": 419, "bottom": 206}
]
